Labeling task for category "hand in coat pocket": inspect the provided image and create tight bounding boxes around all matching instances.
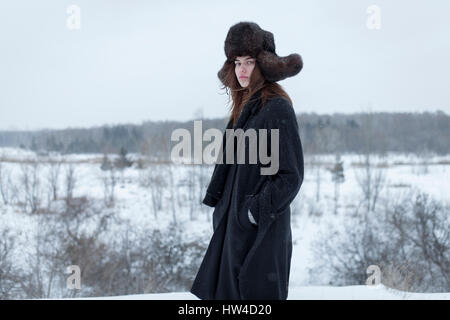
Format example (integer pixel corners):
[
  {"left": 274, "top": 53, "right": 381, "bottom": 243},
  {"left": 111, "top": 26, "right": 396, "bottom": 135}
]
[
  {"left": 245, "top": 194, "right": 259, "bottom": 226},
  {"left": 247, "top": 209, "right": 258, "bottom": 225}
]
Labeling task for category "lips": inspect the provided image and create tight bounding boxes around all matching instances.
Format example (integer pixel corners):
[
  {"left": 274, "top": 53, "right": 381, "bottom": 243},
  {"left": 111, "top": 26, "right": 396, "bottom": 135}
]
[{"left": 239, "top": 76, "right": 248, "bottom": 79}]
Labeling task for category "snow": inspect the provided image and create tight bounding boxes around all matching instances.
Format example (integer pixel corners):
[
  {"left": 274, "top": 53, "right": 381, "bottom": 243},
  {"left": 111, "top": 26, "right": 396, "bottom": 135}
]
[
  {"left": 66, "top": 285, "right": 449, "bottom": 300},
  {"left": 1, "top": 147, "right": 449, "bottom": 300}
]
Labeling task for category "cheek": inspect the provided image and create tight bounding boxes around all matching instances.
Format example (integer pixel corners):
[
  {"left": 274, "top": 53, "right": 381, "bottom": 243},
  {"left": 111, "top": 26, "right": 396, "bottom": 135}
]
[{"left": 249, "top": 65, "right": 255, "bottom": 75}]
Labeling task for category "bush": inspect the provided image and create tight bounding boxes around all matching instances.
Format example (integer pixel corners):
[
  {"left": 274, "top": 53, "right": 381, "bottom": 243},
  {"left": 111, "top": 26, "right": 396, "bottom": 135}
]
[
  {"left": 0, "top": 228, "right": 25, "bottom": 299},
  {"left": 310, "top": 190, "right": 449, "bottom": 292}
]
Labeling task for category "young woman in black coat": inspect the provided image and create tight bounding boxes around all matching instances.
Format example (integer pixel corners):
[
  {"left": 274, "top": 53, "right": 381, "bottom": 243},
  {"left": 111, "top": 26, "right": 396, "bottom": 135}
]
[{"left": 190, "top": 21, "right": 304, "bottom": 300}]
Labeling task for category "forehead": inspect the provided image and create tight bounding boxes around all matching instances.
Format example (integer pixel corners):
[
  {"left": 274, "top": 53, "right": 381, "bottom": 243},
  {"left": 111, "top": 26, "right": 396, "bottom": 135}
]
[{"left": 234, "top": 56, "right": 254, "bottom": 61}]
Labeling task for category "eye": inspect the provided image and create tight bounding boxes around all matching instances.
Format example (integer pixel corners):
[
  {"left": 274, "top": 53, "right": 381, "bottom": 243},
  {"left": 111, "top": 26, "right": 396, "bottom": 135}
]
[{"left": 247, "top": 60, "right": 254, "bottom": 65}]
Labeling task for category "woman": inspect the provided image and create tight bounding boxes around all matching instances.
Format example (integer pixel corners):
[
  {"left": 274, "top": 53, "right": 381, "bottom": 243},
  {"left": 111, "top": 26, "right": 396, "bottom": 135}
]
[{"left": 190, "top": 21, "right": 304, "bottom": 300}]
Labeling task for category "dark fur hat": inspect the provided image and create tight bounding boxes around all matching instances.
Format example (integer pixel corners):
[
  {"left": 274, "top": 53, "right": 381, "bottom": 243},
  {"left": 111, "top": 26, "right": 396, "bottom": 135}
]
[{"left": 218, "top": 21, "right": 303, "bottom": 84}]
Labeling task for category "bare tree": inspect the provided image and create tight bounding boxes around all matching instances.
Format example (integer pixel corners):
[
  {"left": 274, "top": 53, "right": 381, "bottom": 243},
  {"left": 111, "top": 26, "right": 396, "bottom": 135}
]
[
  {"left": 0, "top": 228, "right": 24, "bottom": 299},
  {"left": 313, "top": 154, "right": 322, "bottom": 203},
  {"left": 176, "top": 165, "right": 189, "bottom": 210},
  {"left": 142, "top": 221, "right": 208, "bottom": 293},
  {"left": 64, "top": 163, "right": 76, "bottom": 203},
  {"left": 310, "top": 119, "right": 330, "bottom": 203},
  {"left": 21, "top": 218, "right": 47, "bottom": 298},
  {"left": 180, "top": 164, "right": 197, "bottom": 221},
  {"left": 328, "top": 153, "right": 345, "bottom": 215},
  {"left": 310, "top": 190, "right": 449, "bottom": 293},
  {"left": 101, "top": 151, "right": 113, "bottom": 171},
  {"left": 416, "top": 145, "right": 431, "bottom": 175},
  {"left": 47, "top": 157, "right": 63, "bottom": 201},
  {"left": 197, "top": 164, "right": 210, "bottom": 222},
  {"left": 20, "top": 196, "right": 114, "bottom": 299},
  {"left": 19, "top": 161, "right": 42, "bottom": 214},
  {"left": 139, "top": 165, "right": 167, "bottom": 219},
  {"left": 100, "top": 166, "right": 118, "bottom": 207},
  {"left": 0, "top": 161, "right": 12, "bottom": 205},
  {"left": 353, "top": 111, "right": 387, "bottom": 217},
  {"left": 164, "top": 163, "right": 178, "bottom": 224},
  {"left": 354, "top": 153, "right": 386, "bottom": 217},
  {"left": 114, "top": 146, "right": 133, "bottom": 187},
  {"left": 387, "top": 192, "right": 450, "bottom": 290}
]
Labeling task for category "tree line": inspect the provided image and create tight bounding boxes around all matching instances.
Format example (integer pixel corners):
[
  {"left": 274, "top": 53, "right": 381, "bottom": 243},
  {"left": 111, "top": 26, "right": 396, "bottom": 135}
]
[{"left": 0, "top": 110, "right": 448, "bottom": 158}]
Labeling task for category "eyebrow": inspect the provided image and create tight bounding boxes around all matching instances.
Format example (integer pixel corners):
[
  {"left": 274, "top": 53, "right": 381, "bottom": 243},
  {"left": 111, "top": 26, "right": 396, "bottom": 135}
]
[{"left": 234, "top": 57, "right": 255, "bottom": 62}]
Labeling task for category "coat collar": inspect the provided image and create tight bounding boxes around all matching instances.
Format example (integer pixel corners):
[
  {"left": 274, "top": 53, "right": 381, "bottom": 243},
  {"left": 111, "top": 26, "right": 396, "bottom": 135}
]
[
  {"left": 232, "top": 88, "right": 262, "bottom": 130},
  {"left": 203, "top": 88, "right": 263, "bottom": 205}
]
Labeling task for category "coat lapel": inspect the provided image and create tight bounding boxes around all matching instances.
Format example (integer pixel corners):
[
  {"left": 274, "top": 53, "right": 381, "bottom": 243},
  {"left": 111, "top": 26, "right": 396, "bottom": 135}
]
[
  {"left": 203, "top": 89, "right": 263, "bottom": 206},
  {"left": 233, "top": 89, "right": 262, "bottom": 130}
]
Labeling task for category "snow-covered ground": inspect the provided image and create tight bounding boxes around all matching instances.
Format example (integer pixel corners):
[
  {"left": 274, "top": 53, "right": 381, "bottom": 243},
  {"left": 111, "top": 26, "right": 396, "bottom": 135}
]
[
  {"left": 1, "top": 147, "right": 449, "bottom": 299},
  {"left": 67, "top": 285, "right": 449, "bottom": 300}
]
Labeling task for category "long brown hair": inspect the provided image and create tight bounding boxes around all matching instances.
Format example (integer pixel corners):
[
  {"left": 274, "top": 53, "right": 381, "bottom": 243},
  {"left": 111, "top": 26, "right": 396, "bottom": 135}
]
[{"left": 219, "top": 59, "right": 293, "bottom": 126}]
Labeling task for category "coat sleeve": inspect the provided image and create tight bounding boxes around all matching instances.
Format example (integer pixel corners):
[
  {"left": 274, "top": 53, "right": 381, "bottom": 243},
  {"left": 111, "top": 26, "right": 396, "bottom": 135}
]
[
  {"left": 202, "top": 166, "right": 222, "bottom": 207},
  {"left": 248, "top": 98, "right": 304, "bottom": 221},
  {"left": 202, "top": 118, "right": 234, "bottom": 207}
]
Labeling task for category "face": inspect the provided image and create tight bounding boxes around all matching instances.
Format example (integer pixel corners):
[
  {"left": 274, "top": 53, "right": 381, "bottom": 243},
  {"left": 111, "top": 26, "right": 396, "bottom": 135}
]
[{"left": 234, "top": 56, "right": 255, "bottom": 88}]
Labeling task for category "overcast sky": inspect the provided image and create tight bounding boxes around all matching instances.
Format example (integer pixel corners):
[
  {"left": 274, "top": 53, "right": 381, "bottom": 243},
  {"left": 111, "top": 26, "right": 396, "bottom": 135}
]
[{"left": 0, "top": 0, "right": 449, "bottom": 131}]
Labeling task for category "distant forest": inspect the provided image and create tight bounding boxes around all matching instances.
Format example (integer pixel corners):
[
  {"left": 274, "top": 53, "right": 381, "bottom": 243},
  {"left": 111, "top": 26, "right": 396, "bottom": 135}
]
[{"left": 0, "top": 111, "right": 449, "bottom": 159}]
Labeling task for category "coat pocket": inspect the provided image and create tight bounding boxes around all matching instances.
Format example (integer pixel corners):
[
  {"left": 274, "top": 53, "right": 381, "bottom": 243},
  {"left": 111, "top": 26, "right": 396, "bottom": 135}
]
[
  {"left": 243, "top": 194, "right": 259, "bottom": 228},
  {"left": 236, "top": 195, "right": 256, "bottom": 230},
  {"left": 239, "top": 176, "right": 267, "bottom": 229}
]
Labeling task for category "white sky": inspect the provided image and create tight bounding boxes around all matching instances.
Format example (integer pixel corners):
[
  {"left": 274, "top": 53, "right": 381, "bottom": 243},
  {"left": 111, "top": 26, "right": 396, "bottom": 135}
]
[{"left": 0, "top": 0, "right": 449, "bottom": 131}]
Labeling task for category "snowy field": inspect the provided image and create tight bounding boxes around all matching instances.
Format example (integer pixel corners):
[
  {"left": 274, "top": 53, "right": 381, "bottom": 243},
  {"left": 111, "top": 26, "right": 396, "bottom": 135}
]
[
  {"left": 68, "top": 285, "right": 449, "bottom": 300},
  {"left": 1, "top": 147, "right": 449, "bottom": 299}
]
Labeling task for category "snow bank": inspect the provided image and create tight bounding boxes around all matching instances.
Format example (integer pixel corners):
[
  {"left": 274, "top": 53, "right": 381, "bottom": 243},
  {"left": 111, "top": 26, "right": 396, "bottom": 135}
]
[{"left": 65, "top": 285, "right": 449, "bottom": 300}]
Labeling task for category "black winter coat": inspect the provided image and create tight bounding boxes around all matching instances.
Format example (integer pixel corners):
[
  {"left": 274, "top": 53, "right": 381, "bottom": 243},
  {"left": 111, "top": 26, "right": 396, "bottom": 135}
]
[{"left": 190, "top": 88, "right": 304, "bottom": 300}]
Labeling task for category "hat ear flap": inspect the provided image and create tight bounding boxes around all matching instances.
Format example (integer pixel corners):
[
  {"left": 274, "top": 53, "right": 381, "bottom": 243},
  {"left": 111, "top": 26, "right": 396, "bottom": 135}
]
[
  {"left": 217, "top": 60, "right": 233, "bottom": 87},
  {"left": 257, "top": 51, "right": 303, "bottom": 82}
]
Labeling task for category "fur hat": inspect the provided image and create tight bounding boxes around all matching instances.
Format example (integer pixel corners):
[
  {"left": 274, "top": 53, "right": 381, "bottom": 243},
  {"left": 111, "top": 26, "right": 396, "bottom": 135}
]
[{"left": 218, "top": 21, "right": 303, "bottom": 84}]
